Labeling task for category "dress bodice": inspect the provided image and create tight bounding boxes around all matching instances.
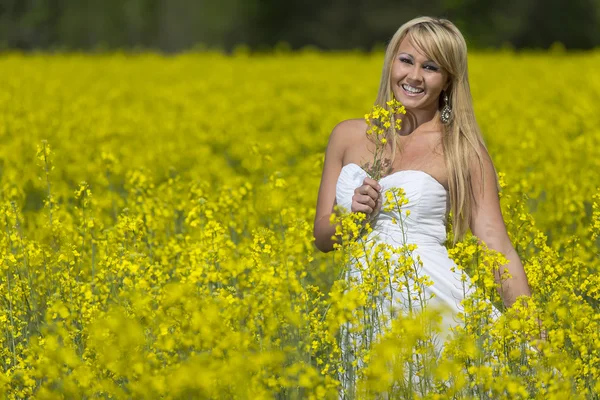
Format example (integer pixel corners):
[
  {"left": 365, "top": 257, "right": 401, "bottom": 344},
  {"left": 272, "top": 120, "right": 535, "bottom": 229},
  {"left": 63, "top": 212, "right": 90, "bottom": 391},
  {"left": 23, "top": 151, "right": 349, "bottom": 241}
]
[{"left": 335, "top": 163, "right": 451, "bottom": 247}]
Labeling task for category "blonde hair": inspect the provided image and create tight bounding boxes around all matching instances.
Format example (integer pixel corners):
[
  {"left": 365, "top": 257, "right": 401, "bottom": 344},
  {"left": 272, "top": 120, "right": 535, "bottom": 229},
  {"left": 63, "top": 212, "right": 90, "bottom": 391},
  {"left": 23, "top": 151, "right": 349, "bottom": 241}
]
[{"left": 374, "top": 16, "right": 496, "bottom": 244}]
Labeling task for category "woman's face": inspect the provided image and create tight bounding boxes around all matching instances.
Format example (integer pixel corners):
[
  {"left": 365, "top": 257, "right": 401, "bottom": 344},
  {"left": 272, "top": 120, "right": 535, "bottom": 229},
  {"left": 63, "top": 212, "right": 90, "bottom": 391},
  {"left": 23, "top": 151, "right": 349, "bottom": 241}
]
[{"left": 390, "top": 35, "right": 449, "bottom": 115}]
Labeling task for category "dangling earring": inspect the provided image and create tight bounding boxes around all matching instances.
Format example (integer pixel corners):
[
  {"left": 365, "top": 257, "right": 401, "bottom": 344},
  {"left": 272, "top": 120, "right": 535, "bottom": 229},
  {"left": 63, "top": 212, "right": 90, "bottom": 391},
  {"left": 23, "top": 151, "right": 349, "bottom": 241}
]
[{"left": 441, "top": 92, "right": 452, "bottom": 125}]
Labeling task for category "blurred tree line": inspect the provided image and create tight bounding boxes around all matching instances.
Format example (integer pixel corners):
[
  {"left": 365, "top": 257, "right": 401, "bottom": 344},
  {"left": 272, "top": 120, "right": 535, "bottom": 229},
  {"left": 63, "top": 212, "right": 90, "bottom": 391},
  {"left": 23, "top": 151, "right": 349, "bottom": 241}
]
[{"left": 1, "top": 0, "right": 599, "bottom": 51}]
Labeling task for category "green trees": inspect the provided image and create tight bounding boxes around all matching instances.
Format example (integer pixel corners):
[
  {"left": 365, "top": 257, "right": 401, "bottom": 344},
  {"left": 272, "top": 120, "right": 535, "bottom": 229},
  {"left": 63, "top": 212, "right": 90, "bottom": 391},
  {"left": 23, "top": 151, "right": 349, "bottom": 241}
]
[{"left": 0, "top": 0, "right": 598, "bottom": 51}]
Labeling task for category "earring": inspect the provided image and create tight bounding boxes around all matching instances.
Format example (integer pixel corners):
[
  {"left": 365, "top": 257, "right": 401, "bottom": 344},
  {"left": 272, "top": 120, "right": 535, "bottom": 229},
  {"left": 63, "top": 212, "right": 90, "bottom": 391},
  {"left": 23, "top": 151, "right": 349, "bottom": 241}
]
[{"left": 441, "top": 93, "right": 452, "bottom": 124}]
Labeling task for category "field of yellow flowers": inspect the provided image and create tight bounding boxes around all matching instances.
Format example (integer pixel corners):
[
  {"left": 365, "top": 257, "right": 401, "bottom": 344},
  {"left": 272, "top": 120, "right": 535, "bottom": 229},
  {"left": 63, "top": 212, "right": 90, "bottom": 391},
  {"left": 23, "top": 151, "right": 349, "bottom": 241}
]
[{"left": 0, "top": 48, "right": 599, "bottom": 399}]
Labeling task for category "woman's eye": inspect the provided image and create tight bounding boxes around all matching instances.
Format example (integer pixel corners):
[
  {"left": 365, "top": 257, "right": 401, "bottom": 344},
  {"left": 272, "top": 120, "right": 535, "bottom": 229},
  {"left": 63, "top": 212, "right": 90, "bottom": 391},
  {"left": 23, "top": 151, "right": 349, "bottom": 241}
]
[
  {"left": 424, "top": 64, "right": 439, "bottom": 71},
  {"left": 399, "top": 57, "right": 412, "bottom": 64}
]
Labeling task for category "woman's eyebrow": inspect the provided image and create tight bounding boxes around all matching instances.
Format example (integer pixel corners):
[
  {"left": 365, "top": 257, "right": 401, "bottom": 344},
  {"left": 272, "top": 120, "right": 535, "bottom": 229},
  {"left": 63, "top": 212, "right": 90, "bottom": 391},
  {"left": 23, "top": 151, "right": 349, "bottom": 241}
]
[{"left": 398, "top": 52, "right": 437, "bottom": 64}]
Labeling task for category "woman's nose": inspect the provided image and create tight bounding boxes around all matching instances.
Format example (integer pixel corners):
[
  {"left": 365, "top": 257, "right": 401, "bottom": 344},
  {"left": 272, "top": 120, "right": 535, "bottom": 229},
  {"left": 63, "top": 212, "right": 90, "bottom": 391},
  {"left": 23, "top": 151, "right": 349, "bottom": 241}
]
[{"left": 407, "top": 66, "right": 422, "bottom": 83}]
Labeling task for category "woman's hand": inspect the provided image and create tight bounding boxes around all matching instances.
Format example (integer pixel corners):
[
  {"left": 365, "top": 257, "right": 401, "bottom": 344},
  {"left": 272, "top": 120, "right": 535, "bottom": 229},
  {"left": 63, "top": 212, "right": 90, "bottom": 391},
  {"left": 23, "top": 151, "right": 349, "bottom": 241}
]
[{"left": 352, "top": 177, "right": 382, "bottom": 221}]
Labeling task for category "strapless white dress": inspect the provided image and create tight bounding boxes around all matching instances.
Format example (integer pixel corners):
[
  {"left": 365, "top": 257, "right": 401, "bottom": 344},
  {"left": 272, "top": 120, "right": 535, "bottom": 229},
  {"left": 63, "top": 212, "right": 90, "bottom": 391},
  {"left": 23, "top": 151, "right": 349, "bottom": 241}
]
[
  {"left": 335, "top": 163, "right": 504, "bottom": 397},
  {"left": 336, "top": 163, "right": 468, "bottom": 315},
  {"left": 335, "top": 163, "right": 474, "bottom": 396}
]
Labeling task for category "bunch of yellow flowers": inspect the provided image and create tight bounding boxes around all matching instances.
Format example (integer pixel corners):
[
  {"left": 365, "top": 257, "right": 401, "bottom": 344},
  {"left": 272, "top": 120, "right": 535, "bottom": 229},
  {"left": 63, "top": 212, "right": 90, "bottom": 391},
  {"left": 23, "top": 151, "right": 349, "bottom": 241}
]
[{"left": 363, "top": 99, "right": 406, "bottom": 180}]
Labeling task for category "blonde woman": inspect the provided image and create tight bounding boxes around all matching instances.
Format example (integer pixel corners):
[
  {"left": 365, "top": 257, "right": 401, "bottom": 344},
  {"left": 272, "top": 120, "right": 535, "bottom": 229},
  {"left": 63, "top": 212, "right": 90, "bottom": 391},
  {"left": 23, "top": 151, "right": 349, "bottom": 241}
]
[{"left": 313, "top": 17, "right": 532, "bottom": 336}]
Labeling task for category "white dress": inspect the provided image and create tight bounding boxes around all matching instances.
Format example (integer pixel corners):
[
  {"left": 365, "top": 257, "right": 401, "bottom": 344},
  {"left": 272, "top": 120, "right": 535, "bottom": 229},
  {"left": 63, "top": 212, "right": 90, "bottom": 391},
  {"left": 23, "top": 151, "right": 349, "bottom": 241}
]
[
  {"left": 335, "top": 163, "right": 507, "bottom": 398},
  {"left": 335, "top": 162, "right": 467, "bottom": 316},
  {"left": 336, "top": 163, "right": 486, "bottom": 399}
]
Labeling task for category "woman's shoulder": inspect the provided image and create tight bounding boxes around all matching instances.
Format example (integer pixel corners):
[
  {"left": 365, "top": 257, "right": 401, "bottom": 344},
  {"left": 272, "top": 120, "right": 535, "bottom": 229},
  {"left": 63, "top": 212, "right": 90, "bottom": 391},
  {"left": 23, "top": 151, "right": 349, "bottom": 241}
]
[
  {"left": 329, "top": 118, "right": 368, "bottom": 148},
  {"left": 327, "top": 119, "right": 368, "bottom": 160},
  {"left": 323, "top": 119, "right": 368, "bottom": 166},
  {"left": 331, "top": 118, "right": 368, "bottom": 136}
]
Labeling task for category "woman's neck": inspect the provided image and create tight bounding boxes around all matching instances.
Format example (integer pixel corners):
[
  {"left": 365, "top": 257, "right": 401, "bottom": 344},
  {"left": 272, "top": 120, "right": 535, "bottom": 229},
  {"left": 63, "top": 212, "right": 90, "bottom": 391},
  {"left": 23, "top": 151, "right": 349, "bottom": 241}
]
[{"left": 396, "top": 107, "right": 440, "bottom": 136}]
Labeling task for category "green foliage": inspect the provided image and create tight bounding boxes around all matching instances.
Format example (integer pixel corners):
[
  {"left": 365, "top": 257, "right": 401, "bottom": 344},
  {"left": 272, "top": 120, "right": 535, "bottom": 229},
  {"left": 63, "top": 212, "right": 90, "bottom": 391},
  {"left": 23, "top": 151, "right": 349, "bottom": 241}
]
[{"left": 1, "top": 0, "right": 599, "bottom": 51}]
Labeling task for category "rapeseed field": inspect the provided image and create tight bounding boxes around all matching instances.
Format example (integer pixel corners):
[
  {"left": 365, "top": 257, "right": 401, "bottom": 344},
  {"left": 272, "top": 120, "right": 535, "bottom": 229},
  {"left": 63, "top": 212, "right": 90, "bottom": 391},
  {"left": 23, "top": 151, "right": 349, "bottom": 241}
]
[{"left": 0, "top": 49, "right": 599, "bottom": 398}]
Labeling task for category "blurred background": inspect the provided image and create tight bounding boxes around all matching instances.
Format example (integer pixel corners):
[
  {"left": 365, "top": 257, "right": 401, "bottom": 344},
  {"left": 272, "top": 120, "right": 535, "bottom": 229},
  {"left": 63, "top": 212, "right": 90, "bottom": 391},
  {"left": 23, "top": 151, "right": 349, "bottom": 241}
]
[{"left": 0, "top": 0, "right": 599, "bottom": 51}]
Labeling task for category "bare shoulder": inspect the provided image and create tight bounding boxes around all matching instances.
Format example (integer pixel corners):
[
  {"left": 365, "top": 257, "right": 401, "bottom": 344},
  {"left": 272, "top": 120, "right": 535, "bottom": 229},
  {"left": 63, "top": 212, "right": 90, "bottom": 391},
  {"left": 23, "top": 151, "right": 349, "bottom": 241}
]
[
  {"left": 469, "top": 142, "right": 499, "bottom": 193},
  {"left": 470, "top": 142, "right": 495, "bottom": 171},
  {"left": 328, "top": 118, "right": 368, "bottom": 157},
  {"left": 331, "top": 118, "right": 367, "bottom": 141}
]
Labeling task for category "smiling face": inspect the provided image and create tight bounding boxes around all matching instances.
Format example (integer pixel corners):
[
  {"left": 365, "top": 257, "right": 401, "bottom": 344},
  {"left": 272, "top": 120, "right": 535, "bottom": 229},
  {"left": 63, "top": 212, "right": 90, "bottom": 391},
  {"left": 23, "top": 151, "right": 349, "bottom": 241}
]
[{"left": 390, "top": 35, "right": 449, "bottom": 117}]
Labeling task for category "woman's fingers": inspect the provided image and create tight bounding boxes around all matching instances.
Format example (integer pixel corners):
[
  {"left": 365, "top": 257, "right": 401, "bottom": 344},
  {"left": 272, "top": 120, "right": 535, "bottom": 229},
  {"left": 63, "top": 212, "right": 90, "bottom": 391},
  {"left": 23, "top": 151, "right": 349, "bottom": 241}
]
[
  {"left": 352, "top": 190, "right": 377, "bottom": 207},
  {"left": 355, "top": 204, "right": 374, "bottom": 214},
  {"left": 355, "top": 179, "right": 381, "bottom": 201},
  {"left": 351, "top": 198, "right": 373, "bottom": 214},
  {"left": 363, "top": 177, "right": 381, "bottom": 193},
  {"left": 359, "top": 194, "right": 376, "bottom": 208},
  {"left": 352, "top": 179, "right": 382, "bottom": 215},
  {"left": 351, "top": 193, "right": 375, "bottom": 213}
]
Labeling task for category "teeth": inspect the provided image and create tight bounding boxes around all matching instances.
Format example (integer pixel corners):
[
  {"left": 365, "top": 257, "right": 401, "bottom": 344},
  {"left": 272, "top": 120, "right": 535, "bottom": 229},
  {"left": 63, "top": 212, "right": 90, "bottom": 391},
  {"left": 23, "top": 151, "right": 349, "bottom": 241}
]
[{"left": 402, "top": 84, "right": 424, "bottom": 94}]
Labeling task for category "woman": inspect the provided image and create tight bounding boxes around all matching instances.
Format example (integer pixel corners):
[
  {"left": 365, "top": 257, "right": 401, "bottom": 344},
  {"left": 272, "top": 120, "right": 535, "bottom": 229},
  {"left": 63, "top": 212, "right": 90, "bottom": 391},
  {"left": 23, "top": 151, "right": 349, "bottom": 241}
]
[{"left": 313, "top": 16, "right": 533, "bottom": 390}]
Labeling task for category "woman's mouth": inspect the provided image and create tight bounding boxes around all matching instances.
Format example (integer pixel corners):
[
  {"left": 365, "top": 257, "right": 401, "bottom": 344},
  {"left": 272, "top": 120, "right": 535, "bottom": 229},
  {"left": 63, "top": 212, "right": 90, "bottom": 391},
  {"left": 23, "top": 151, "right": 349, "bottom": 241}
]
[{"left": 401, "top": 83, "right": 424, "bottom": 97}]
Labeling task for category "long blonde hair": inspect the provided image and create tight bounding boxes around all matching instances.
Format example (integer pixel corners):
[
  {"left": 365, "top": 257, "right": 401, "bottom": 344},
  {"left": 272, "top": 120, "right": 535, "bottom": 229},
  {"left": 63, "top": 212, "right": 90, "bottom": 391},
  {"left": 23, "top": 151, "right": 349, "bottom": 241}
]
[{"left": 374, "top": 16, "right": 495, "bottom": 244}]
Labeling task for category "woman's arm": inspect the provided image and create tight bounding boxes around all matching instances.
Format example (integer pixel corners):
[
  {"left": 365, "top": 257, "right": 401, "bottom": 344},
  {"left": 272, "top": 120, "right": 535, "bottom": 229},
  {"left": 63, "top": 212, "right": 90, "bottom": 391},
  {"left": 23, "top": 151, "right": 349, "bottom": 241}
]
[
  {"left": 313, "top": 122, "right": 348, "bottom": 252},
  {"left": 469, "top": 145, "right": 532, "bottom": 307}
]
